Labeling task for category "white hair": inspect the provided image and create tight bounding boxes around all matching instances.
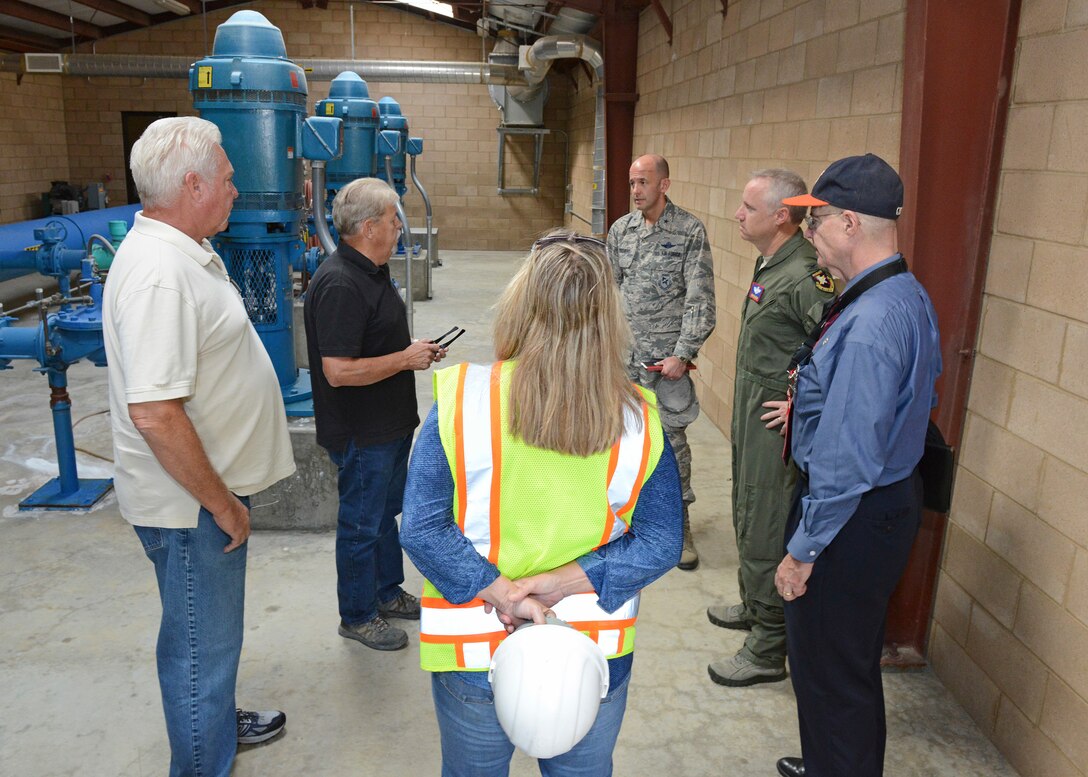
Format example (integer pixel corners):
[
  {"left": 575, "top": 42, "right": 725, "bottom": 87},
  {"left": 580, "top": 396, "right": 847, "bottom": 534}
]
[
  {"left": 332, "top": 177, "right": 399, "bottom": 237},
  {"left": 130, "top": 117, "right": 223, "bottom": 210}
]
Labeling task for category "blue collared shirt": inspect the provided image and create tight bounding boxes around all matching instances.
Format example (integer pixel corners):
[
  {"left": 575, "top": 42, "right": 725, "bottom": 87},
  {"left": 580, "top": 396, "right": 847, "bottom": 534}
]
[
  {"left": 401, "top": 403, "right": 683, "bottom": 688},
  {"left": 788, "top": 254, "right": 941, "bottom": 561}
]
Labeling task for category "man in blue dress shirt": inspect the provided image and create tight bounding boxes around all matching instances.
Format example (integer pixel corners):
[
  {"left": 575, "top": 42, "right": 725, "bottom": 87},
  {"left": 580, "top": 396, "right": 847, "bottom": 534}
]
[{"left": 771, "top": 154, "right": 942, "bottom": 777}]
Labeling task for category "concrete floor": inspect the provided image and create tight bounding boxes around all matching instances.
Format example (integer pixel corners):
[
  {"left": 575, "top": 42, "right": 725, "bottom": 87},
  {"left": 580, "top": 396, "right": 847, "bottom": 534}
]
[{"left": 0, "top": 250, "right": 1019, "bottom": 776}]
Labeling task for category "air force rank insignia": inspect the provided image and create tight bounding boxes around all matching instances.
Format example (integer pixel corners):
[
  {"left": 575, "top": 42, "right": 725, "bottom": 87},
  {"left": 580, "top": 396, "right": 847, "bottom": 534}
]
[
  {"left": 748, "top": 282, "right": 765, "bottom": 303},
  {"left": 812, "top": 270, "right": 835, "bottom": 294}
]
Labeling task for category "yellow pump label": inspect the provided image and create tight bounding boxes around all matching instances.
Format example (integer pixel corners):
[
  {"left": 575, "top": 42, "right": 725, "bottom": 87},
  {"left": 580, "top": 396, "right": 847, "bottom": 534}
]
[{"left": 197, "top": 67, "right": 212, "bottom": 88}]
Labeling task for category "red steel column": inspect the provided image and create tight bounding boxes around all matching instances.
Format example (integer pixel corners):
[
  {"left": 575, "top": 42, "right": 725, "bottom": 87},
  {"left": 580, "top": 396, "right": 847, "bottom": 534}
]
[
  {"left": 886, "top": 0, "right": 1022, "bottom": 662},
  {"left": 602, "top": 0, "right": 641, "bottom": 229}
]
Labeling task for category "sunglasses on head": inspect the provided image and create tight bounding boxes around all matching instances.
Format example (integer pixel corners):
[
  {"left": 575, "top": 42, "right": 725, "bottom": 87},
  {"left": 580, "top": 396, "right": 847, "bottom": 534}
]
[{"left": 531, "top": 234, "right": 607, "bottom": 251}]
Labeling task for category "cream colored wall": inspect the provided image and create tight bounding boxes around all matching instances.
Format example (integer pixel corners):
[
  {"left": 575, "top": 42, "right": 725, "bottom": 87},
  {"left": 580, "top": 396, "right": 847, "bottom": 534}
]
[
  {"left": 609, "top": 0, "right": 905, "bottom": 433},
  {"left": 928, "top": 3, "right": 1088, "bottom": 776},
  {"left": 3, "top": 0, "right": 569, "bottom": 249},
  {"left": 0, "top": 73, "right": 70, "bottom": 223}
]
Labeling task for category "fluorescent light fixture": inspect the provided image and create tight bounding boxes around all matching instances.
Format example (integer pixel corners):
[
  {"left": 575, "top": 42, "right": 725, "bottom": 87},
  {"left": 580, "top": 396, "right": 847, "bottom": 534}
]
[
  {"left": 154, "top": 0, "right": 192, "bottom": 15},
  {"left": 396, "top": 0, "right": 454, "bottom": 19}
]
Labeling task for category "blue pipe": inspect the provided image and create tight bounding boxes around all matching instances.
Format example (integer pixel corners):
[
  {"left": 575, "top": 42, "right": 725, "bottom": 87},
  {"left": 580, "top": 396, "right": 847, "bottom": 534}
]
[
  {"left": 0, "top": 203, "right": 140, "bottom": 281},
  {"left": 48, "top": 368, "right": 79, "bottom": 495}
]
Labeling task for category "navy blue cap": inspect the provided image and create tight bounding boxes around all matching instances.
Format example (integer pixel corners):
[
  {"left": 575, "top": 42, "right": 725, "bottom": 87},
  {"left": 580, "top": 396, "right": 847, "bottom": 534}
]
[{"left": 782, "top": 153, "right": 903, "bottom": 220}]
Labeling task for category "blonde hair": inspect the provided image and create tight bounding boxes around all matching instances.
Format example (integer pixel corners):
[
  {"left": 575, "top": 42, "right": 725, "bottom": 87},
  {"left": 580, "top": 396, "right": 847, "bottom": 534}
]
[{"left": 493, "top": 230, "right": 643, "bottom": 456}]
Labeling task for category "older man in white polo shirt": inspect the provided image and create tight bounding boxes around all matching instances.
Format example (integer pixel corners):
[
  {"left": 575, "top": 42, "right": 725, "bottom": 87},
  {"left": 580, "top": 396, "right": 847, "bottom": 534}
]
[{"left": 103, "top": 116, "right": 295, "bottom": 777}]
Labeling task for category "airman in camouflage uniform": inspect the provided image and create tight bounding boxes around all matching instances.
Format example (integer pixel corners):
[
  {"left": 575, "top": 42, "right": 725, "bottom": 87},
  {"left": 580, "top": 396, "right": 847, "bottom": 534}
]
[
  {"left": 707, "top": 169, "right": 835, "bottom": 688},
  {"left": 608, "top": 154, "right": 716, "bottom": 570}
]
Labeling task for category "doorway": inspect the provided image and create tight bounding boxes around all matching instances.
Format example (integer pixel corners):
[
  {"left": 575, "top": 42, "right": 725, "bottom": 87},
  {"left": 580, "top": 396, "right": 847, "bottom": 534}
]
[{"left": 121, "top": 111, "right": 176, "bottom": 203}]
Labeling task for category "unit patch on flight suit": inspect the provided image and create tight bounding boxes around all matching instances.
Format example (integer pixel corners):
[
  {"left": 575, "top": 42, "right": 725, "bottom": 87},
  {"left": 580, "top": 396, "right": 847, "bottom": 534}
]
[
  {"left": 748, "top": 282, "right": 765, "bottom": 303},
  {"left": 812, "top": 270, "right": 835, "bottom": 293}
]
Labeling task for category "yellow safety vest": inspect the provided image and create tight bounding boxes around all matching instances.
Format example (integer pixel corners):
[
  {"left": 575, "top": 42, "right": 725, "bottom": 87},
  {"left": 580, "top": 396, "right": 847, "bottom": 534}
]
[{"left": 419, "top": 360, "right": 664, "bottom": 671}]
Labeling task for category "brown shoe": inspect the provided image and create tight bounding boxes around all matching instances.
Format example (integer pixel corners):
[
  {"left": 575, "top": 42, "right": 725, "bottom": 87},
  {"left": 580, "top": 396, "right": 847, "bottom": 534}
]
[
  {"left": 338, "top": 616, "right": 408, "bottom": 651},
  {"left": 378, "top": 589, "right": 421, "bottom": 620}
]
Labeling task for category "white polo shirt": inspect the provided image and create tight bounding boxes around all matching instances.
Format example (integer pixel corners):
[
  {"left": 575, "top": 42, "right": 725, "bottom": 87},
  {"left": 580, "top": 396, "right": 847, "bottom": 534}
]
[{"left": 102, "top": 212, "right": 296, "bottom": 528}]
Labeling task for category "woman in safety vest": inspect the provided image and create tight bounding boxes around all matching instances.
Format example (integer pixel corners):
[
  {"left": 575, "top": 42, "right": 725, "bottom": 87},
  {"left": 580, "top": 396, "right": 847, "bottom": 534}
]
[{"left": 401, "top": 230, "right": 683, "bottom": 776}]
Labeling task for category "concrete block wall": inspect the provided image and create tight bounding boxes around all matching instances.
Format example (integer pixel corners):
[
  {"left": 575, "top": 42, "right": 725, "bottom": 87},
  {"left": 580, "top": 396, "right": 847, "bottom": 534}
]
[
  {"left": 602, "top": 0, "right": 905, "bottom": 434},
  {"left": 928, "top": 3, "right": 1088, "bottom": 776},
  {"left": 5, "top": 0, "right": 570, "bottom": 250},
  {"left": 0, "top": 73, "right": 70, "bottom": 223}
]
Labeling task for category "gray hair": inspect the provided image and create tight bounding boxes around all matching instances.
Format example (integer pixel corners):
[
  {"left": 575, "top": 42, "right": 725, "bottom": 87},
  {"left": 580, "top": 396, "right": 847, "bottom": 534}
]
[
  {"left": 751, "top": 168, "right": 808, "bottom": 225},
  {"left": 856, "top": 212, "right": 898, "bottom": 235},
  {"left": 130, "top": 117, "right": 223, "bottom": 210},
  {"left": 333, "top": 178, "right": 399, "bottom": 237}
]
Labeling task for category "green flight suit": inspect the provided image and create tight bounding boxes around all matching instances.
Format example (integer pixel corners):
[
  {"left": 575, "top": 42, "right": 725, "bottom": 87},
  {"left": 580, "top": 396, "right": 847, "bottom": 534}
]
[{"left": 732, "top": 229, "right": 834, "bottom": 667}]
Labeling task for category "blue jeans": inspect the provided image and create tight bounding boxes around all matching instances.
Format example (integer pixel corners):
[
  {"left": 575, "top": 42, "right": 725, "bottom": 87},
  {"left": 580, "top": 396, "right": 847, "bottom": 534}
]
[
  {"left": 430, "top": 671, "right": 630, "bottom": 777},
  {"left": 134, "top": 501, "right": 248, "bottom": 777},
  {"left": 329, "top": 434, "right": 411, "bottom": 625}
]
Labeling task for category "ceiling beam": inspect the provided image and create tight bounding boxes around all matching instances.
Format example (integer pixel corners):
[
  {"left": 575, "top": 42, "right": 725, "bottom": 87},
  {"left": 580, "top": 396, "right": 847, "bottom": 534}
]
[
  {"left": 169, "top": 0, "right": 202, "bottom": 13},
  {"left": 0, "top": 24, "right": 61, "bottom": 53},
  {"left": 73, "top": 0, "right": 152, "bottom": 27},
  {"left": 3, "top": 0, "right": 103, "bottom": 39}
]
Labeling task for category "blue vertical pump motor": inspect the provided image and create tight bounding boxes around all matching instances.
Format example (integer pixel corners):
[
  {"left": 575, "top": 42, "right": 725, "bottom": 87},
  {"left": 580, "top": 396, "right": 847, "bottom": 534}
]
[
  {"left": 318, "top": 72, "right": 380, "bottom": 196},
  {"left": 190, "top": 10, "right": 311, "bottom": 411},
  {"left": 378, "top": 96, "right": 410, "bottom": 198}
]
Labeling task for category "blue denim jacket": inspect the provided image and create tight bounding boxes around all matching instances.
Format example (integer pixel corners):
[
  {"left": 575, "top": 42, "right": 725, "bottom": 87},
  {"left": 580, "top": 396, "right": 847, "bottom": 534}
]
[{"left": 402, "top": 403, "right": 683, "bottom": 688}]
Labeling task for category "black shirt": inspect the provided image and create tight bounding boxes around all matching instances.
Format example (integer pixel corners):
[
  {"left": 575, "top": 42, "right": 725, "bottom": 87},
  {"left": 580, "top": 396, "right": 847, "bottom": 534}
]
[{"left": 303, "top": 241, "right": 419, "bottom": 452}]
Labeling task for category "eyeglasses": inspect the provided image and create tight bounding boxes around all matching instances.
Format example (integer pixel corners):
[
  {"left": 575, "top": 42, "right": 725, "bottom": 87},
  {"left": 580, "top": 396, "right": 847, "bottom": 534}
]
[
  {"left": 532, "top": 234, "right": 607, "bottom": 251},
  {"left": 804, "top": 209, "right": 844, "bottom": 232}
]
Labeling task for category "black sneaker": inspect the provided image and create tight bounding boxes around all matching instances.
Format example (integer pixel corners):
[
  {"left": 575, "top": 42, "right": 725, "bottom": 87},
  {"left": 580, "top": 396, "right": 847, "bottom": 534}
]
[
  {"left": 236, "top": 708, "right": 286, "bottom": 745},
  {"left": 378, "top": 589, "right": 421, "bottom": 620}
]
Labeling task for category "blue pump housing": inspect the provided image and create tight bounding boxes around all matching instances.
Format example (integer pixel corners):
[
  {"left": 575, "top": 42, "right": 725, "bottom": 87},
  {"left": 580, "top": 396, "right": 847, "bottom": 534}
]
[
  {"left": 318, "top": 72, "right": 380, "bottom": 188},
  {"left": 378, "top": 97, "right": 410, "bottom": 198},
  {"left": 190, "top": 10, "right": 310, "bottom": 409}
]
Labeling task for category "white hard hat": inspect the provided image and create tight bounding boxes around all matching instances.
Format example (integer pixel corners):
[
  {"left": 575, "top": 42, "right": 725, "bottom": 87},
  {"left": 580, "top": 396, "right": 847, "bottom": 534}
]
[{"left": 488, "top": 617, "right": 610, "bottom": 759}]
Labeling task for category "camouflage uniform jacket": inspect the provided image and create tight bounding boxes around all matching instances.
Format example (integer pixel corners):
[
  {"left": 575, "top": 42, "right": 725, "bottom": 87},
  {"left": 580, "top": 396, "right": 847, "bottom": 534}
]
[{"left": 607, "top": 198, "right": 717, "bottom": 363}]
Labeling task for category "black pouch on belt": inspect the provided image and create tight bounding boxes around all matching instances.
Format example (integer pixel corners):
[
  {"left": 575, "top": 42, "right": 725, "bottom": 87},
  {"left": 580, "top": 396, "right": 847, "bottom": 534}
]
[{"left": 919, "top": 421, "right": 954, "bottom": 513}]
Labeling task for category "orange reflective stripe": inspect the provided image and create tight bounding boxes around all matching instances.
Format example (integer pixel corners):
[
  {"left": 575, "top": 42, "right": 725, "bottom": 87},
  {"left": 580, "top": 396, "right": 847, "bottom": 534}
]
[
  {"left": 487, "top": 362, "right": 503, "bottom": 565},
  {"left": 453, "top": 362, "right": 469, "bottom": 531},
  {"left": 421, "top": 596, "right": 487, "bottom": 609},
  {"left": 566, "top": 617, "right": 637, "bottom": 632},
  {"left": 421, "top": 631, "right": 506, "bottom": 669},
  {"left": 597, "top": 441, "right": 622, "bottom": 547},
  {"left": 615, "top": 401, "right": 651, "bottom": 518}
]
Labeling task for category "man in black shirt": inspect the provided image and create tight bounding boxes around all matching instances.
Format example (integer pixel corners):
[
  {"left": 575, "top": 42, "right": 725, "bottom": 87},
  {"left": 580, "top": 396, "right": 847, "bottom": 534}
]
[{"left": 304, "top": 177, "right": 445, "bottom": 651}]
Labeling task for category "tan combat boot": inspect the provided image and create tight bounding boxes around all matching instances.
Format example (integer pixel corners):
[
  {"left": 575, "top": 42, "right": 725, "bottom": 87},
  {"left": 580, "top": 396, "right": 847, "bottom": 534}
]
[{"left": 679, "top": 504, "right": 699, "bottom": 570}]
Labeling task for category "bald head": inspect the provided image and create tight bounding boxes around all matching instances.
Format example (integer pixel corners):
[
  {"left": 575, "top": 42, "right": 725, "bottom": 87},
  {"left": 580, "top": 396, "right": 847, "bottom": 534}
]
[
  {"left": 629, "top": 154, "right": 671, "bottom": 223},
  {"left": 633, "top": 154, "right": 669, "bottom": 178}
]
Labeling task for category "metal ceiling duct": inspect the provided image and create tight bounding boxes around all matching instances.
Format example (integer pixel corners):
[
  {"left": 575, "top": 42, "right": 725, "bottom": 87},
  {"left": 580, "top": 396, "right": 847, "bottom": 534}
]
[{"left": 2, "top": 52, "right": 525, "bottom": 84}]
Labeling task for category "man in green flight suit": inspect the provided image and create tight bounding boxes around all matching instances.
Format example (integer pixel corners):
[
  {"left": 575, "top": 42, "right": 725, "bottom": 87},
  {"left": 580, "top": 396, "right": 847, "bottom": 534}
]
[{"left": 707, "top": 169, "right": 835, "bottom": 687}]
